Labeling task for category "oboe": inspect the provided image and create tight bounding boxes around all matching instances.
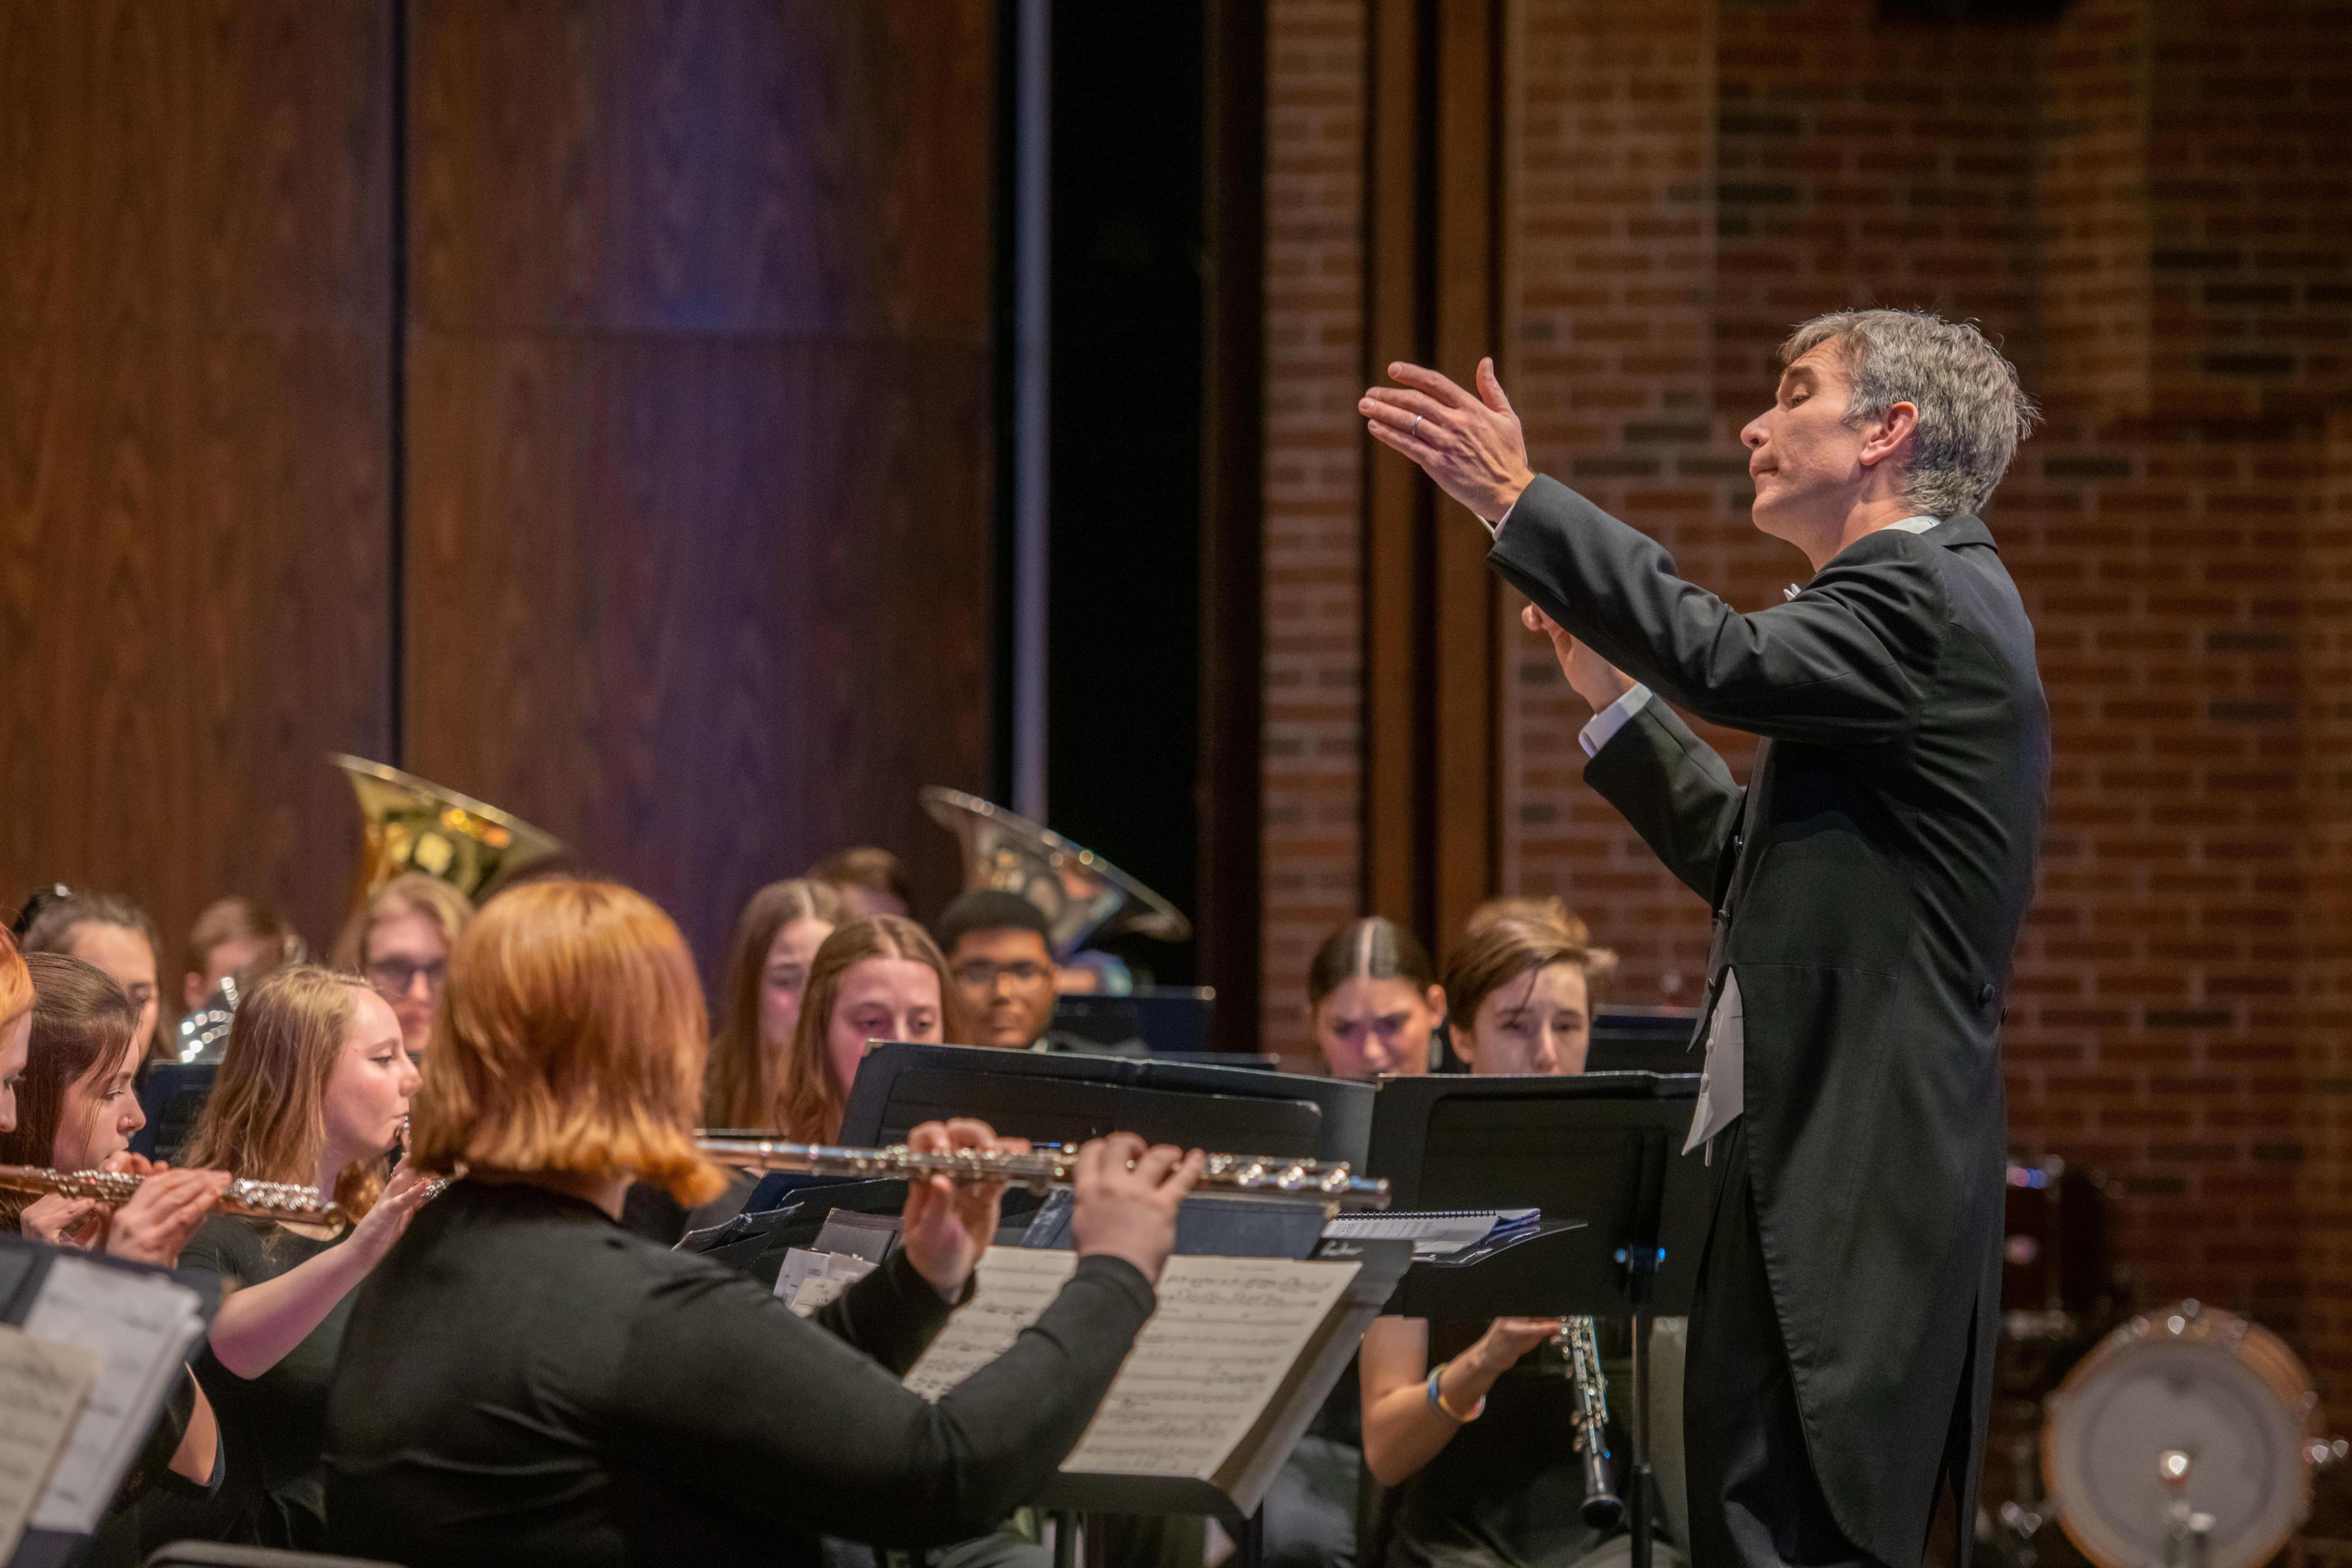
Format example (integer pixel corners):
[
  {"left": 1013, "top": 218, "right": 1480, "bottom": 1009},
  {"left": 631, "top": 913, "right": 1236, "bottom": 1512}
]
[
  {"left": 696, "top": 1136, "right": 1391, "bottom": 1211},
  {"left": 1558, "top": 1315, "right": 1625, "bottom": 1529},
  {"left": 0, "top": 1164, "right": 347, "bottom": 1226}
]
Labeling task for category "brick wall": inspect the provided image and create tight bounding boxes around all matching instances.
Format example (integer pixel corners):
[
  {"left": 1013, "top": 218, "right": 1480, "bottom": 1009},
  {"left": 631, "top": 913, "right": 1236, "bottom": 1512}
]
[
  {"left": 1262, "top": 0, "right": 1367, "bottom": 1061},
  {"left": 1264, "top": 0, "right": 2352, "bottom": 1378}
]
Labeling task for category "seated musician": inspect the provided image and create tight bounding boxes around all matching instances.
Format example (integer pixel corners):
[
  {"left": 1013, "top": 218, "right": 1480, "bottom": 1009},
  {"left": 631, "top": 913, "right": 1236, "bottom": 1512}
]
[
  {"left": 1358, "top": 912, "right": 1685, "bottom": 1568},
  {"left": 332, "top": 871, "right": 472, "bottom": 1065},
  {"left": 325, "top": 877, "right": 1200, "bottom": 1568},
  {"left": 705, "top": 878, "right": 843, "bottom": 1131},
  {"left": 777, "top": 913, "right": 962, "bottom": 1143},
  {"left": 809, "top": 845, "right": 918, "bottom": 920},
  {"left": 938, "top": 891, "right": 1145, "bottom": 1057},
  {"left": 20, "top": 889, "right": 167, "bottom": 1068},
  {"left": 181, "top": 895, "right": 300, "bottom": 1015},
  {"left": 146, "top": 967, "right": 432, "bottom": 1550},
  {"left": 1307, "top": 917, "right": 1446, "bottom": 1080},
  {"left": 0, "top": 948, "right": 233, "bottom": 1554}
]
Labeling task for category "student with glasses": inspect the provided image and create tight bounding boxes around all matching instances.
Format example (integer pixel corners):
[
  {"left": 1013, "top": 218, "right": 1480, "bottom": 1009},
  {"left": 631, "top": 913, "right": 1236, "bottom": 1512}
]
[
  {"left": 330, "top": 874, "right": 472, "bottom": 1065},
  {"left": 935, "top": 892, "right": 1145, "bottom": 1058}
]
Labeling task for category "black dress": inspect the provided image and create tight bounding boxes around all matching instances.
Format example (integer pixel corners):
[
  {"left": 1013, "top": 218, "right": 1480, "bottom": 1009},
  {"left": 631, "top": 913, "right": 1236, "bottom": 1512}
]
[
  {"left": 324, "top": 1179, "right": 1157, "bottom": 1568},
  {"left": 161, "top": 1214, "right": 349, "bottom": 1548},
  {"left": 1382, "top": 1323, "right": 1624, "bottom": 1568}
]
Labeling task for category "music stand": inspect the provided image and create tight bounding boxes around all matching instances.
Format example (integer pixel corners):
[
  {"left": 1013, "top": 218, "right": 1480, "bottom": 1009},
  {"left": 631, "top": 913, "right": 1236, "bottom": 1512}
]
[
  {"left": 1365, "top": 1071, "right": 1706, "bottom": 1568},
  {"left": 838, "top": 1041, "right": 1372, "bottom": 1163},
  {"left": 1583, "top": 1008, "right": 1702, "bottom": 1076}
]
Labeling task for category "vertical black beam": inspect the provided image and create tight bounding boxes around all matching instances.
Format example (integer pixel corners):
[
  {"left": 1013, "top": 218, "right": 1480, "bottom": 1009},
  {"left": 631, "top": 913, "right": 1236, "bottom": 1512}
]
[
  {"left": 1200, "top": 0, "right": 1266, "bottom": 1048},
  {"left": 990, "top": 0, "right": 1021, "bottom": 806},
  {"left": 387, "top": 0, "right": 409, "bottom": 767}
]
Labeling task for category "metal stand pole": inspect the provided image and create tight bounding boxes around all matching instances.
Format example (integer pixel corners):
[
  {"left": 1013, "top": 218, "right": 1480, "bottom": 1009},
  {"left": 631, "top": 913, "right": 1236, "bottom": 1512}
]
[
  {"left": 1052, "top": 1510, "right": 1080, "bottom": 1568},
  {"left": 1237, "top": 1506, "right": 1265, "bottom": 1568},
  {"left": 1619, "top": 1244, "right": 1662, "bottom": 1568}
]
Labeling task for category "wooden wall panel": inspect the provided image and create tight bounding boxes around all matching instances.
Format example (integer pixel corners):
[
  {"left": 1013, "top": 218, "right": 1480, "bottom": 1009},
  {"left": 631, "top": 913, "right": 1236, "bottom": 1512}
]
[
  {"left": 406, "top": 0, "right": 997, "bottom": 976},
  {"left": 0, "top": 0, "right": 393, "bottom": 960}
]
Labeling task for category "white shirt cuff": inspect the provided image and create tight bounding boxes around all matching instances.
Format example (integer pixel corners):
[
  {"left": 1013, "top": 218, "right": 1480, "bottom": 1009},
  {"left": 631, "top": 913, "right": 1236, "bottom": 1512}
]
[
  {"left": 1479, "top": 498, "right": 1518, "bottom": 539},
  {"left": 1577, "top": 684, "right": 1652, "bottom": 758}
]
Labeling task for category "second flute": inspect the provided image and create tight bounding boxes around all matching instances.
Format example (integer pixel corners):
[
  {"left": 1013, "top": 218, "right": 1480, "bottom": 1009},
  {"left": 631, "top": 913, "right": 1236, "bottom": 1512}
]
[{"left": 697, "top": 1136, "right": 1391, "bottom": 1210}]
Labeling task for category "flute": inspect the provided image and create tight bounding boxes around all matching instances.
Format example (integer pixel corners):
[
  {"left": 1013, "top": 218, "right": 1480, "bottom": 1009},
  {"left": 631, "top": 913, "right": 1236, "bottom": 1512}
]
[
  {"left": 697, "top": 1136, "right": 1391, "bottom": 1211},
  {"left": 0, "top": 1164, "right": 347, "bottom": 1226}
]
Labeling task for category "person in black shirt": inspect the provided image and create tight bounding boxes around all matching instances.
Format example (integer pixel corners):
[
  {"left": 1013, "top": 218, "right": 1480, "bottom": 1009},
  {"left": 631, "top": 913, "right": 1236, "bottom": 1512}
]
[
  {"left": 327, "top": 877, "right": 1201, "bottom": 1568},
  {"left": 149, "top": 965, "right": 434, "bottom": 1548}
]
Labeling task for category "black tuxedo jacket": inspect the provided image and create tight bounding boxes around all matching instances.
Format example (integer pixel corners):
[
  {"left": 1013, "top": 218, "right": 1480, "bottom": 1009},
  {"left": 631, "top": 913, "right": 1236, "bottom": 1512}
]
[{"left": 1490, "top": 477, "right": 2049, "bottom": 1566}]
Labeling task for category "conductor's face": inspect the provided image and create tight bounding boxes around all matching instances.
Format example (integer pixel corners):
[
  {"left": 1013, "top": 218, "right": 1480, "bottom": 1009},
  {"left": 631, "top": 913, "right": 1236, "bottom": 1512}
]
[{"left": 1742, "top": 339, "right": 1876, "bottom": 543}]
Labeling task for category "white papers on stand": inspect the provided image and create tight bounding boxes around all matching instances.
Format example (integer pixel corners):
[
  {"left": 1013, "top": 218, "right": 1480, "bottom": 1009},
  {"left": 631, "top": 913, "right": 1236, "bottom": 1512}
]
[
  {"left": 20, "top": 1255, "right": 207, "bottom": 1533},
  {"left": 0, "top": 1324, "right": 102, "bottom": 1560},
  {"left": 1320, "top": 1209, "right": 1540, "bottom": 1259},
  {"left": 903, "top": 1247, "right": 1361, "bottom": 1483},
  {"left": 774, "top": 1248, "right": 877, "bottom": 1317}
]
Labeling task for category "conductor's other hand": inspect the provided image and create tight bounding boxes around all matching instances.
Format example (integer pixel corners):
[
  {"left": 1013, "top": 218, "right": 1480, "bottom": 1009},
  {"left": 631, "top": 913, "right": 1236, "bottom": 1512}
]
[
  {"left": 1069, "top": 1133, "right": 1204, "bottom": 1288},
  {"left": 1523, "top": 604, "right": 1635, "bottom": 714},
  {"left": 1360, "top": 358, "right": 1536, "bottom": 523},
  {"left": 900, "top": 1118, "right": 1028, "bottom": 1303}
]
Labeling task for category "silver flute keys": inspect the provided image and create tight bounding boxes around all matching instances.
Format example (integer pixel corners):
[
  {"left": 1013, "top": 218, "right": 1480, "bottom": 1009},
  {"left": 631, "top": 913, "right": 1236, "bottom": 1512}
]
[
  {"left": 0, "top": 1163, "right": 347, "bottom": 1226},
  {"left": 695, "top": 1137, "right": 1391, "bottom": 1210},
  {"left": 1558, "top": 1315, "right": 1625, "bottom": 1529}
]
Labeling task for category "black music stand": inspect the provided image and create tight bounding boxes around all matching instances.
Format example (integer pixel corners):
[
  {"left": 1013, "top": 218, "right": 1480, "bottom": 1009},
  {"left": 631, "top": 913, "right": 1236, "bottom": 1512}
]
[
  {"left": 1366, "top": 1071, "right": 1707, "bottom": 1568},
  {"left": 838, "top": 1041, "right": 1372, "bottom": 1163}
]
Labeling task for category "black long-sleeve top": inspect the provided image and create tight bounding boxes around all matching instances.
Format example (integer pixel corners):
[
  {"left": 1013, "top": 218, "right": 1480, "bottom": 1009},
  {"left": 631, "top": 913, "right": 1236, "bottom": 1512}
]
[{"left": 324, "top": 1179, "right": 1156, "bottom": 1568}]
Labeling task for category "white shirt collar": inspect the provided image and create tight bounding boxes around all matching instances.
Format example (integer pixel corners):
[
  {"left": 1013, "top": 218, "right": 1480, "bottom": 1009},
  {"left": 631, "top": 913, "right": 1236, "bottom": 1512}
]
[{"left": 1884, "top": 513, "right": 1941, "bottom": 534}]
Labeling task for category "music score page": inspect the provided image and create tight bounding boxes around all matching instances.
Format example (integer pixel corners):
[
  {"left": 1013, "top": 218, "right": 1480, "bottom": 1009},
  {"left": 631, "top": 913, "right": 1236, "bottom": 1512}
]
[{"left": 903, "top": 1247, "right": 1359, "bottom": 1481}]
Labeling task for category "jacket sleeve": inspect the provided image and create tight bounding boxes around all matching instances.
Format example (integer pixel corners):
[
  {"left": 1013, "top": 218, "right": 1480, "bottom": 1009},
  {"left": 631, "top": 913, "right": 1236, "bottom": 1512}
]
[
  {"left": 616, "top": 1253, "right": 1156, "bottom": 1547},
  {"left": 1581, "top": 698, "right": 1745, "bottom": 904},
  {"left": 1490, "top": 476, "right": 1942, "bottom": 746}
]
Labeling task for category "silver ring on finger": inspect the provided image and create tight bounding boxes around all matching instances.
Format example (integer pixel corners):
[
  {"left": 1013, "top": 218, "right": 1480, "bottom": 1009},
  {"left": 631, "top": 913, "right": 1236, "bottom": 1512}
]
[{"left": 1410, "top": 414, "right": 1424, "bottom": 435}]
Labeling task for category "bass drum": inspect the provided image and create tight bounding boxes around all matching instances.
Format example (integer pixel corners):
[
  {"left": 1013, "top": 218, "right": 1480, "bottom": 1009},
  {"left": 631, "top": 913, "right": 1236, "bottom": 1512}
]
[{"left": 2042, "top": 1300, "right": 2330, "bottom": 1568}]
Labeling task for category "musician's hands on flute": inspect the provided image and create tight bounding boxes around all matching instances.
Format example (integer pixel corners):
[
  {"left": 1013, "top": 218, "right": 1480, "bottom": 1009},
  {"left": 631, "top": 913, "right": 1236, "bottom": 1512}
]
[
  {"left": 1069, "top": 1132, "right": 1206, "bottom": 1288},
  {"left": 103, "top": 1167, "right": 234, "bottom": 1265},
  {"left": 899, "top": 1118, "right": 1029, "bottom": 1302}
]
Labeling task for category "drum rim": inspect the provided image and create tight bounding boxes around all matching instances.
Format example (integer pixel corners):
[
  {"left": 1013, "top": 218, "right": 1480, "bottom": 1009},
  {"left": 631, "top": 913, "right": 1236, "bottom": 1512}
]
[{"left": 2041, "top": 1300, "right": 2317, "bottom": 1568}]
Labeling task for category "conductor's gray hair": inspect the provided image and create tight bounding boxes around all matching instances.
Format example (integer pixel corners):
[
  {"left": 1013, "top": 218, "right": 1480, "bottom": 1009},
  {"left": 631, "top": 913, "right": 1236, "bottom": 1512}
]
[{"left": 1780, "top": 309, "right": 2040, "bottom": 518}]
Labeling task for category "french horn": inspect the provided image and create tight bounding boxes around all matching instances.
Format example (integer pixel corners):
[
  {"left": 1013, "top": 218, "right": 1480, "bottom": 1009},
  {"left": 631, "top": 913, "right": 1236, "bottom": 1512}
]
[
  {"left": 332, "top": 754, "right": 568, "bottom": 908},
  {"left": 918, "top": 786, "right": 1189, "bottom": 961}
]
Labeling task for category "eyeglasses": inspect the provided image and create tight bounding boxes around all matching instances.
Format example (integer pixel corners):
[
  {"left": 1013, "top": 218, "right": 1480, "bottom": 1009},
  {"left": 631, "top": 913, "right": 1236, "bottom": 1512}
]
[
  {"left": 367, "top": 957, "right": 447, "bottom": 1000},
  {"left": 951, "top": 960, "right": 1051, "bottom": 989}
]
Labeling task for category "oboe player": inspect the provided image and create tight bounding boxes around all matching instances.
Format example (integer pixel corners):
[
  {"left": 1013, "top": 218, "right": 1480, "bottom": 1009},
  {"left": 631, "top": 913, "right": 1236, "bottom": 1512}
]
[
  {"left": 1364, "top": 310, "right": 2047, "bottom": 1568},
  {"left": 326, "top": 878, "right": 1204, "bottom": 1568}
]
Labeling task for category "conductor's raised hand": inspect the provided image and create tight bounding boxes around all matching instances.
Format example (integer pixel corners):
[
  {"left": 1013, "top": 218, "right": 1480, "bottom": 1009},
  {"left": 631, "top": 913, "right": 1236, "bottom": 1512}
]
[
  {"left": 900, "top": 1118, "right": 1029, "bottom": 1302},
  {"left": 1069, "top": 1132, "right": 1205, "bottom": 1288},
  {"left": 1361, "top": 358, "right": 1537, "bottom": 523}
]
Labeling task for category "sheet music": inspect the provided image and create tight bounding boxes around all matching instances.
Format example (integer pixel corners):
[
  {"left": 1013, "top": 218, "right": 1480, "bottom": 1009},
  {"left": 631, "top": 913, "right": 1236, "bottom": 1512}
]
[
  {"left": 0, "top": 1324, "right": 101, "bottom": 1560},
  {"left": 902, "top": 1249, "right": 1358, "bottom": 1482},
  {"left": 20, "top": 1255, "right": 207, "bottom": 1532},
  {"left": 903, "top": 1248, "right": 1078, "bottom": 1401},
  {"left": 1062, "top": 1256, "right": 1355, "bottom": 1479}
]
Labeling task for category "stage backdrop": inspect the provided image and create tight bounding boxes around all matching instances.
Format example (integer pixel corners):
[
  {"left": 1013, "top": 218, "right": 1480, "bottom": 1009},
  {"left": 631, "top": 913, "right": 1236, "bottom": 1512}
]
[{"left": 0, "top": 0, "right": 997, "bottom": 987}]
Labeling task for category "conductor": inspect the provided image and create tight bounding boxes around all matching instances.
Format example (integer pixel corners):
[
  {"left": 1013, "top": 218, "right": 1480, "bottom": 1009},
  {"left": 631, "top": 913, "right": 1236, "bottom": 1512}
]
[{"left": 1363, "top": 309, "right": 2048, "bottom": 1568}]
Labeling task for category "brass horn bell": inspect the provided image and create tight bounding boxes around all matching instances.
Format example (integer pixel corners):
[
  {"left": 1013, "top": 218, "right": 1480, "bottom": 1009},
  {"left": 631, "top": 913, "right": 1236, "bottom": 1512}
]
[
  {"left": 919, "top": 785, "right": 1189, "bottom": 962},
  {"left": 331, "top": 754, "right": 568, "bottom": 908}
]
